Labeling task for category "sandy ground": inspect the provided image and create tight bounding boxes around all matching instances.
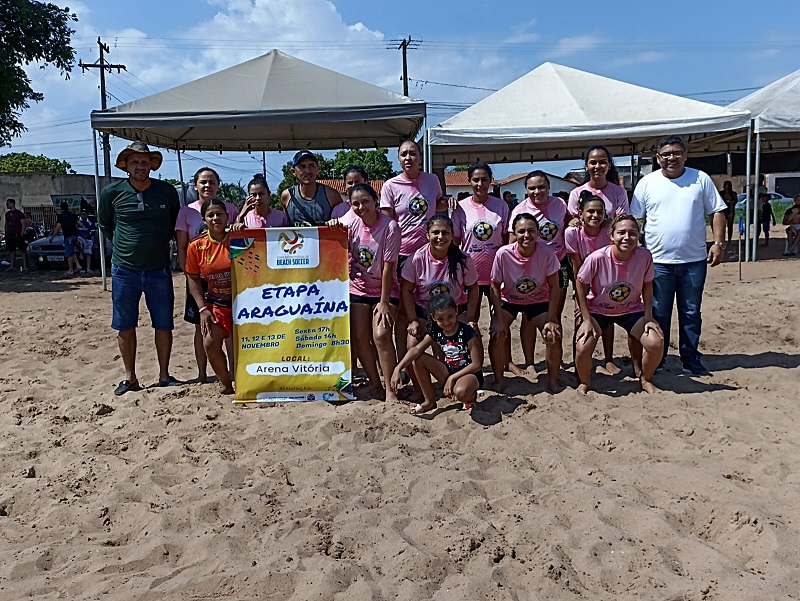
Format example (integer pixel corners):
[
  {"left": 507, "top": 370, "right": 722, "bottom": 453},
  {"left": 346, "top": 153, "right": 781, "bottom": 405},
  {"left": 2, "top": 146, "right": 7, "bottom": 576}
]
[{"left": 1, "top": 248, "right": 799, "bottom": 600}]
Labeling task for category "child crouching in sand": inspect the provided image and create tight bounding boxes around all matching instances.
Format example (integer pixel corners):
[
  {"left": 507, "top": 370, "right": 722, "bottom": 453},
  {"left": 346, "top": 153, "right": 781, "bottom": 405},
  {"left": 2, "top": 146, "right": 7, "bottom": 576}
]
[{"left": 390, "top": 294, "right": 484, "bottom": 415}]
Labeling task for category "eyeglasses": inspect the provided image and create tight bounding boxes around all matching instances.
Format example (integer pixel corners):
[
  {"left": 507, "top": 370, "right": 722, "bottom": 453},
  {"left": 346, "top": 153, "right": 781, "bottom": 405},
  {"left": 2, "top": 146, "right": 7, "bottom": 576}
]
[
  {"left": 658, "top": 150, "right": 685, "bottom": 159},
  {"left": 136, "top": 192, "right": 145, "bottom": 211}
]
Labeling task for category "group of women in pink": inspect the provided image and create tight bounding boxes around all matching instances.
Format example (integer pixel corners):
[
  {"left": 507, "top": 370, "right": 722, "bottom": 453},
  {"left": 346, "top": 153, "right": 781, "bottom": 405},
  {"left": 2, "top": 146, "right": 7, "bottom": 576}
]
[{"left": 181, "top": 142, "right": 664, "bottom": 412}]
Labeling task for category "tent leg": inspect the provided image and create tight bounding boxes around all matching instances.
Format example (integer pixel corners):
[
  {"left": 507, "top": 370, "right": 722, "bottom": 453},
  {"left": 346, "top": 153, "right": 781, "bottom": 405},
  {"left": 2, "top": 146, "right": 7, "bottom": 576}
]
[
  {"left": 630, "top": 147, "right": 635, "bottom": 189},
  {"left": 176, "top": 143, "right": 186, "bottom": 206},
  {"left": 744, "top": 123, "right": 752, "bottom": 262},
  {"left": 93, "top": 129, "right": 108, "bottom": 291},
  {"left": 753, "top": 133, "right": 761, "bottom": 261}
]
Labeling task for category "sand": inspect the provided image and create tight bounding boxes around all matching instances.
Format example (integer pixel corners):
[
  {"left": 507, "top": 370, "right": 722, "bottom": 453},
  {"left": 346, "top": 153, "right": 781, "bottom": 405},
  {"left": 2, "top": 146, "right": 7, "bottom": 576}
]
[{"left": 1, "top": 253, "right": 799, "bottom": 600}]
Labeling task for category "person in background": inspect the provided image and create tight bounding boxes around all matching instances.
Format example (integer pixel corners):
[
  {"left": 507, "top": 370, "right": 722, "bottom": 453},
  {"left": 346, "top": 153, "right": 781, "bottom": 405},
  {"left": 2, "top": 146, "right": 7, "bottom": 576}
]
[
  {"left": 758, "top": 192, "right": 776, "bottom": 247},
  {"left": 567, "top": 145, "right": 629, "bottom": 220},
  {"left": 502, "top": 190, "right": 517, "bottom": 211},
  {"left": 98, "top": 141, "right": 181, "bottom": 395},
  {"left": 329, "top": 165, "right": 368, "bottom": 222},
  {"left": 4, "top": 198, "right": 27, "bottom": 272},
  {"left": 175, "top": 167, "right": 240, "bottom": 384},
  {"left": 50, "top": 201, "right": 80, "bottom": 275},
  {"left": 281, "top": 150, "right": 342, "bottom": 226},
  {"left": 76, "top": 209, "right": 96, "bottom": 273},
  {"left": 630, "top": 135, "right": 726, "bottom": 376},
  {"left": 233, "top": 174, "right": 289, "bottom": 230},
  {"left": 782, "top": 195, "right": 800, "bottom": 256},
  {"left": 719, "top": 180, "right": 737, "bottom": 242}
]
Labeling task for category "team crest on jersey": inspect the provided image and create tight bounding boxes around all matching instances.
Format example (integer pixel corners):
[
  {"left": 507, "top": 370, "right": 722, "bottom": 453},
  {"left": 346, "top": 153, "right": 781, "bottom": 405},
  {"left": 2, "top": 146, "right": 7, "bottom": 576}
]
[
  {"left": 539, "top": 220, "right": 558, "bottom": 242},
  {"left": 514, "top": 276, "right": 537, "bottom": 295},
  {"left": 357, "top": 245, "right": 375, "bottom": 268},
  {"left": 472, "top": 220, "right": 494, "bottom": 241},
  {"left": 407, "top": 194, "right": 429, "bottom": 217},
  {"left": 609, "top": 281, "right": 633, "bottom": 303},
  {"left": 428, "top": 281, "right": 451, "bottom": 297}
]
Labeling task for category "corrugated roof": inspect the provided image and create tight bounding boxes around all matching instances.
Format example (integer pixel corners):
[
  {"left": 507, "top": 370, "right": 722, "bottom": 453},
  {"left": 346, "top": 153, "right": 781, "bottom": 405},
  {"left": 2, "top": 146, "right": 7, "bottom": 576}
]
[{"left": 317, "top": 179, "right": 386, "bottom": 195}]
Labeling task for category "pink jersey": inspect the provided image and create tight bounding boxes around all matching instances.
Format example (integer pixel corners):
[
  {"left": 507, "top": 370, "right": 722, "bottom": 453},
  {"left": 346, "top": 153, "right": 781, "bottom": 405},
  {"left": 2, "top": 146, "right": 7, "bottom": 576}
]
[
  {"left": 451, "top": 195, "right": 509, "bottom": 285},
  {"left": 567, "top": 181, "right": 630, "bottom": 218},
  {"left": 176, "top": 200, "right": 240, "bottom": 240},
  {"left": 330, "top": 201, "right": 351, "bottom": 221},
  {"left": 577, "top": 245, "right": 654, "bottom": 316},
  {"left": 401, "top": 243, "right": 478, "bottom": 308},
  {"left": 348, "top": 214, "right": 401, "bottom": 298},
  {"left": 564, "top": 225, "right": 611, "bottom": 260},
  {"left": 491, "top": 241, "right": 560, "bottom": 304},
  {"left": 509, "top": 196, "right": 568, "bottom": 260},
  {"left": 380, "top": 172, "right": 442, "bottom": 257},
  {"left": 243, "top": 207, "right": 289, "bottom": 228}
]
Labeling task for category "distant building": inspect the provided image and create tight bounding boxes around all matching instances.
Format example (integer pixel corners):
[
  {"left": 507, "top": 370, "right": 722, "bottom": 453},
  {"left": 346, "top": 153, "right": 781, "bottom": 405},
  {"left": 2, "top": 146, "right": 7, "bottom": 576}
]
[{"left": 497, "top": 171, "right": 576, "bottom": 205}]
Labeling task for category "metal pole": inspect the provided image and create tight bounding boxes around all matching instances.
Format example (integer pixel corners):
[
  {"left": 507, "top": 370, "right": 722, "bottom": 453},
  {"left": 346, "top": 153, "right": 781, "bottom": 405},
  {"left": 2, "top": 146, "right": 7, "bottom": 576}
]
[
  {"left": 753, "top": 133, "right": 761, "bottom": 261},
  {"left": 176, "top": 144, "right": 186, "bottom": 206},
  {"left": 744, "top": 123, "right": 752, "bottom": 262},
  {"left": 93, "top": 129, "right": 108, "bottom": 291},
  {"left": 630, "top": 146, "right": 635, "bottom": 189},
  {"left": 262, "top": 150, "right": 267, "bottom": 178},
  {"left": 399, "top": 37, "right": 410, "bottom": 96}
]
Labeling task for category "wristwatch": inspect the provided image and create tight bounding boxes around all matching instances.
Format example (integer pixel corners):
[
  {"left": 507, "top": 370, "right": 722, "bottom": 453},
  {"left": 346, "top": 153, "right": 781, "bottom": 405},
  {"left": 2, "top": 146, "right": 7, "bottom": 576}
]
[{"left": 712, "top": 241, "right": 726, "bottom": 249}]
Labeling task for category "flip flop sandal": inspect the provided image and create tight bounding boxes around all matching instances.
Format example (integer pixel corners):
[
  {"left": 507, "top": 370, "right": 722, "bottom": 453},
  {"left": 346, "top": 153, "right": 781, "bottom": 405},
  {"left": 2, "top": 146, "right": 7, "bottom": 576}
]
[
  {"left": 158, "top": 375, "right": 182, "bottom": 387},
  {"left": 114, "top": 379, "right": 141, "bottom": 396}
]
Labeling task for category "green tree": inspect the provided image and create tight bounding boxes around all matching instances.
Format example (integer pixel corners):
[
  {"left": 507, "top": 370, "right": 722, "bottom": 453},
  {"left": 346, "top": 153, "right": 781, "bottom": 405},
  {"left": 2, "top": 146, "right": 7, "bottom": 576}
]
[
  {"left": 448, "top": 165, "right": 469, "bottom": 173},
  {"left": 0, "top": 152, "right": 74, "bottom": 174},
  {"left": 0, "top": 1, "right": 78, "bottom": 146},
  {"left": 218, "top": 181, "right": 246, "bottom": 209}
]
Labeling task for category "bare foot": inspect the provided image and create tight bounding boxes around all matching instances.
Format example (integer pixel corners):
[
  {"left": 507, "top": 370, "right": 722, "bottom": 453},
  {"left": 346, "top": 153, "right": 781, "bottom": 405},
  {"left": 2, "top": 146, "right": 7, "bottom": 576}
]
[
  {"left": 386, "top": 389, "right": 399, "bottom": 403},
  {"left": 546, "top": 379, "right": 562, "bottom": 394},
  {"left": 219, "top": 383, "right": 234, "bottom": 394},
  {"left": 640, "top": 378, "right": 660, "bottom": 394},
  {"left": 603, "top": 360, "right": 621, "bottom": 376},
  {"left": 577, "top": 383, "right": 590, "bottom": 395},
  {"left": 508, "top": 363, "right": 529, "bottom": 376},
  {"left": 410, "top": 400, "right": 436, "bottom": 415},
  {"left": 632, "top": 362, "right": 643, "bottom": 378},
  {"left": 490, "top": 376, "right": 506, "bottom": 393}
]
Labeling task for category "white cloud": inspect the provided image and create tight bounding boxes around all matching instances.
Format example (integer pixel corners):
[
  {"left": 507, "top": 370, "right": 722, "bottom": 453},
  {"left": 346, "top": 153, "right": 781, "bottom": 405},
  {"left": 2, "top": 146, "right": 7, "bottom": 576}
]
[
  {"left": 548, "top": 34, "right": 604, "bottom": 58},
  {"left": 607, "top": 51, "right": 666, "bottom": 68}
]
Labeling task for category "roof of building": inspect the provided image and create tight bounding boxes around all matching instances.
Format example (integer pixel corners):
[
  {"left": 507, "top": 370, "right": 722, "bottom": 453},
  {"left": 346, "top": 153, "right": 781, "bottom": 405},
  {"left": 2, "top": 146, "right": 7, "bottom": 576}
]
[{"left": 317, "top": 179, "right": 386, "bottom": 195}]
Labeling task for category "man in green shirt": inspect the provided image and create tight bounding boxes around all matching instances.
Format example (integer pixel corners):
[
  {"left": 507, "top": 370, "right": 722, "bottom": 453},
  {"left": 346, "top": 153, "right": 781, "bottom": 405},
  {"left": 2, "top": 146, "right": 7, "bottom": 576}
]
[{"left": 98, "top": 141, "right": 181, "bottom": 395}]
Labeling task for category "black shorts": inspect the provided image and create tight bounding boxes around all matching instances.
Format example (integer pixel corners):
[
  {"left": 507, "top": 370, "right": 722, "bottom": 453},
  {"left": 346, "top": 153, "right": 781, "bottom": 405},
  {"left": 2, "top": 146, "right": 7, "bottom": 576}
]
[
  {"left": 414, "top": 302, "right": 468, "bottom": 320},
  {"left": 592, "top": 311, "right": 644, "bottom": 335},
  {"left": 396, "top": 255, "right": 409, "bottom": 280},
  {"left": 5, "top": 233, "right": 26, "bottom": 253},
  {"left": 501, "top": 301, "right": 549, "bottom": 322},
  {"left": 559, "top": 256, "right": 573, "bottom": 289},
  {"left": 478, "top": 284, "right": 491, "bottom": 299},
  {"left": 448, "top": 367, "right": 485, "bottom": 389},
  {"left": 349, "top": 294, "right": 399, "bottom": 307},
  {"left": 183, "top": 279, "right": 209, "bottom": 325}
]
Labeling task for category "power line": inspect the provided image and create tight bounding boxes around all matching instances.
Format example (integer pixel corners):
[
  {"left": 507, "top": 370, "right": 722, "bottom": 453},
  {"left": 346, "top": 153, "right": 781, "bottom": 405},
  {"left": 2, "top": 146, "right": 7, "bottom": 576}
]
[{"left": 410, "top": 78, "right": 498, "bottom": 92}]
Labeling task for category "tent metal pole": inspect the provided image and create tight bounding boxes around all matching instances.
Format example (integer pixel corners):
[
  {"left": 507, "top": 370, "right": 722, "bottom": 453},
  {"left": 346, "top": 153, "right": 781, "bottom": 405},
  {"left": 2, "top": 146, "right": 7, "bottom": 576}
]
[
  {"left": 744, "top": 123, "right": 752, "bottom": 262},
  {"left": 93, "top": 129, "right": 108, "bottom": 291},
  {"left": 176, "top": 143, "right": 186, "bottom": 206},
  {"left": 753, "top": 133, "right": 761, "bottom": 261},
  {"left": 630, "top": 146, "right": 635, "bottom": 189}
]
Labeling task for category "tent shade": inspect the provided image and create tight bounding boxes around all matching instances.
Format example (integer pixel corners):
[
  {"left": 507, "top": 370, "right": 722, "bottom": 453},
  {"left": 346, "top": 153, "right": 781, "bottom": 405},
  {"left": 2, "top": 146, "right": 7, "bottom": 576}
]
[
  {"left": 728, "top": 68, "right": 800, "bottom": 134},
  {"left": 428, "top": 62, "right": 750, "bottom": 168},
  {"left": 91, "top": 50, "right": 426, "bottom": 151}
]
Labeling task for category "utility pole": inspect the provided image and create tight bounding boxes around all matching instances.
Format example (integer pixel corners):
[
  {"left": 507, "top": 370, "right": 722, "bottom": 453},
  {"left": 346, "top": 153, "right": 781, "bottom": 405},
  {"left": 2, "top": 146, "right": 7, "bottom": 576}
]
[
  {"left": 79, "top": 37, "right": 126, "bottom": 179},
  {"left": 398, "top": 36, "right": 410, "bottom": 96}
]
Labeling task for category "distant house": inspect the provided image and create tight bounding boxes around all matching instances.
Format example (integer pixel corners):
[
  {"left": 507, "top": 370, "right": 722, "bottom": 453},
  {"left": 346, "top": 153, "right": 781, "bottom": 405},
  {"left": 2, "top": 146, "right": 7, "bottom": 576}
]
[
  {"left": 317, "top": 179, "right": 386, "bottom": 202},
  {"left": 443, "top": 171, "right": 500, "bottom": 200},
  {"left": 497, "top": 171, "right": 576, "bottom": 204}
]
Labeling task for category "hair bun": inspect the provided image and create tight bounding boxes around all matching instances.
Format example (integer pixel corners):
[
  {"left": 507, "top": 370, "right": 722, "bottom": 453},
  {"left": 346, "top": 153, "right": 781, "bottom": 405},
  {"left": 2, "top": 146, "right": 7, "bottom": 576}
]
[{"left": 252, "top": 173, "right": 266, "bottom": 180}]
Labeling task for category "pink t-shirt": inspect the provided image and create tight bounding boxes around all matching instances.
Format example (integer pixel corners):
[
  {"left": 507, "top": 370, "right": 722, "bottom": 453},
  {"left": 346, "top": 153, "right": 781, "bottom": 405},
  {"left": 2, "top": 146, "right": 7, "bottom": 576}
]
[
  {"left": 509, "top": 196, "right": 568, "bottom": 260},
  {"left": 243, "top": 207, "right": 289, "bottom": 228},
  {"left": 564, "top": 225, "right": 611, "bottom": 260},
  {"left": 331, "top": 201, "right": 351, "bottom": 221},
  {"left": 348, "top": 214, "right": 401, "bottom": 298},
  {"left": 491, "top": 241, "right": 560, "bottom": 304},
  {"left": 451, "top": 195, "right": 509, "bottom": 285},
  {"left": 380, "top": 172, "right": 442, "bottom": 257},
  {"left": 401, "top": 243, "right": 478, "bottom": 308},
  {"left": 567, "top": 181, "right": 630, "bottom": 218},
  {"left": 176, "top": 200, "right": 240, "bottom": 240},
  {"left": 577, "top": 245, "right": 654, "bottom": 316}
]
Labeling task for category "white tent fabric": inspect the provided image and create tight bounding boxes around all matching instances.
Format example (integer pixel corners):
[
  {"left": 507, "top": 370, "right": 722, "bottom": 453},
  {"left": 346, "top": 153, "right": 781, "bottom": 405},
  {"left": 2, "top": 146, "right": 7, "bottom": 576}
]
[
  {"left": 90, "top": 50, "right": 425, "bottom": 151},
  {"left": 728, "top": 68, "right": 800, "bottom": 135},
  {"left": 428, "top": 63, "right": 750, "bottom": 169}
]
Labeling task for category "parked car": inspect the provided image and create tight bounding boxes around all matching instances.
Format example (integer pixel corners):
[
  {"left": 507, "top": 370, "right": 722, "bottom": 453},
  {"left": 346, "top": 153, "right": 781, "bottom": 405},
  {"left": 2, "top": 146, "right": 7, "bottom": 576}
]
[
  {"left": 735, "top": 192, "right": 793, "bottom": 210},
  {"left": 28, "top": 231, "right": 66, "bottom": 267}
]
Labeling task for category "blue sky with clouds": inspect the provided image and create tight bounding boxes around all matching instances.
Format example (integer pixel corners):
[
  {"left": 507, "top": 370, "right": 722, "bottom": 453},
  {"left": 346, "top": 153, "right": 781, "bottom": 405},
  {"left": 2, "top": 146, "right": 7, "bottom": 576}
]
[{"left": 6, "top": 0, "right": 800, "bottom": 184}]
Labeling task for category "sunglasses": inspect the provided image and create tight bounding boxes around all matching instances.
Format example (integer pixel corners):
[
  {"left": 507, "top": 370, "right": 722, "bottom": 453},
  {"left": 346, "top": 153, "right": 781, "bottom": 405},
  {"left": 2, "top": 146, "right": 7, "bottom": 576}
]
[{"left": 136, "top": 192, "right": 145, "bottom": 211}]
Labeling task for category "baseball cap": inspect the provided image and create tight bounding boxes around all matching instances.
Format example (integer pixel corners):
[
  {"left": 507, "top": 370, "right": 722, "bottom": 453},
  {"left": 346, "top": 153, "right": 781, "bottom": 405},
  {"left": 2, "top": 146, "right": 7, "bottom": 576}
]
[{"left": 292, "top": 150, "right": 318, "bottom": 167}]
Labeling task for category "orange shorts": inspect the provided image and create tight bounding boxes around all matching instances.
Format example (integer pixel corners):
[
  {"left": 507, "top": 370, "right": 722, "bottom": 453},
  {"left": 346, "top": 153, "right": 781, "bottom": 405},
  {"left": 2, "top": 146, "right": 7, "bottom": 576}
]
[{"left": 209, "top": 304, "right": 233, "bottom": 338}]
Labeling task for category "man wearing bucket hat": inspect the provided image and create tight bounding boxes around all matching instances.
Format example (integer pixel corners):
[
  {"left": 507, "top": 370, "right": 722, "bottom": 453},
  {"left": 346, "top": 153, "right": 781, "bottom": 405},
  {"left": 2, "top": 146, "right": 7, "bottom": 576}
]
[{"left": 98, "top": 141, "right": 181, "bottom": 395}]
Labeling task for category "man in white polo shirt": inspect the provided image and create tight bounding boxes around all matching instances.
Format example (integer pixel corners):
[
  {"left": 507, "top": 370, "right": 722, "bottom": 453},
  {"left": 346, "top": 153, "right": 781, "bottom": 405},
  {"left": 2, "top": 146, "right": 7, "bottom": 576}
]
[{"left": 631, "top": 135, "right": 727, "bottom": 376}]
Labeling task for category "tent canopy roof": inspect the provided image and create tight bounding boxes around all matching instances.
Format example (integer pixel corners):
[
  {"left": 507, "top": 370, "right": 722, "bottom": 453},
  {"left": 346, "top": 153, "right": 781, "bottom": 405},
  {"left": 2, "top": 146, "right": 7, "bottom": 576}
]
[
  {"left": 428, "top": 62, "right": 751, "bottom": 168},
  {"left": 91, "top": 50, "right": 425, "bottom": 151},
  {"left": 728, "top": 68, "right": 800, "bottom": 134}
]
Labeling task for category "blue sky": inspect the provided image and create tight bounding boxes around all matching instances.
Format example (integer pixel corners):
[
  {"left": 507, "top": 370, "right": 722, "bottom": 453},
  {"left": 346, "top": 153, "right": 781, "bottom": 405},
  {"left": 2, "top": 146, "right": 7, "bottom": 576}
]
[{"left": 6, "top": 0, "right": 800, "bottom": 185}]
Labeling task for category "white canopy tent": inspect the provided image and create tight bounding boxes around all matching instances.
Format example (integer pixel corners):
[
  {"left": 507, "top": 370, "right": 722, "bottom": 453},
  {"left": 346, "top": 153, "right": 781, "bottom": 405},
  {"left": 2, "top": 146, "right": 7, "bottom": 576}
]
[
  {"left": 90, "top": 50, "right": 426, "bottom": 288},
  {"left": 428, "top": 63, "right": 751, "bottom": 169}
]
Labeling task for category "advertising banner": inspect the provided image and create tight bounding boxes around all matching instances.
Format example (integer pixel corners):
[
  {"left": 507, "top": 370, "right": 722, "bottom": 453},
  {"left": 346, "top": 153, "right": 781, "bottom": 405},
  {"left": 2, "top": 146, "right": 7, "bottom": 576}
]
[{"left": 230, "top": 227, "right": 353, "bottom": 403}]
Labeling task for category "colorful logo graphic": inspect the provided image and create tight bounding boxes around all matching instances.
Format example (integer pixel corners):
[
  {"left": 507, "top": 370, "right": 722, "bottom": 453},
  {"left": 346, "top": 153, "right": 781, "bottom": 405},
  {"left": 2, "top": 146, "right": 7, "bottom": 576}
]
[
  {"left": 428, "top": 281, "right": 451, "bottom": 297},
  {"left": 514, "top": 276, "right": 537, "bottom": 295},
  {"left": 407, "top": 195, "right": 429, "bottom": 218},
  {"left": 279, "top": 230, "right": 304, "bottom": 254},
  {"left": 539, "top": 220, "right": 558, "bottom": 242},
  {"left": 472, "top": 220, "right": 494, "bottom": 241},
  {"left": 609, "top": 281, "right": 633, "bottom": 303},
  {"left": 357, "top": 245, "right": 375, "bottom": 268}
]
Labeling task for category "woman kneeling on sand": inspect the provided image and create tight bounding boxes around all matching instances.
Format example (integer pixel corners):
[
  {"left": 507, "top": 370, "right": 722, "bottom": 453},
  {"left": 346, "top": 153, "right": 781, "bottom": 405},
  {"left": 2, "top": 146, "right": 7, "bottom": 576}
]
[
  {"left": 391, "top": 294, "right": 484, "bottom": 415},
  {"left": 574, "top": 214, "right": 663, "bottom": 394},
  {"left": 488, "top": 213, "right": 563, "bottom": 392},
  {"left": 185, "top": 199, "right": 235, "bottom": 394}
]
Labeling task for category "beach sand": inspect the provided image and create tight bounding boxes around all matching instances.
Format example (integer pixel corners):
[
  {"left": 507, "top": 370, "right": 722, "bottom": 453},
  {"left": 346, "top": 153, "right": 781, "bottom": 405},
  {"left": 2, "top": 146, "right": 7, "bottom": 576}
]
[{"left": 1, "top": 253, "right": 798, "bottom": 600}]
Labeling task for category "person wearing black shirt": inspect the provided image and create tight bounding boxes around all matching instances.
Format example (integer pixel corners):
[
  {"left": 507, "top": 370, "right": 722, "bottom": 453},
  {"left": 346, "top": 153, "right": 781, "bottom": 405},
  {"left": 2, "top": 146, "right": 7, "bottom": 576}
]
[{"left": 50, "top": 202, "right": 81, "bottom": 274}]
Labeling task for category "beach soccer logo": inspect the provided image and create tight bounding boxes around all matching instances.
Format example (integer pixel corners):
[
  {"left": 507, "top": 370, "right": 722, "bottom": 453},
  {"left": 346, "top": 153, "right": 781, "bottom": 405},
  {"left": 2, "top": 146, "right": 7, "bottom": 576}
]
[
  {"left": 472, "top": 220, "right": 494, "bottom": 241},
  {"left": 407, "top": 194, "right": 429, "bottom": 218},
  {"left": 538, "top": 220, "right": 558, "bottom": 242},
  {"left": 357, "top": 245, "right": 375, "bottom": 269},
  {"left": 428, "top": 281, "right": 451, "bottom": 297},
  {"left": 514, "top": 276, "right": 538, "bottom": 296},
  {"left": 609, "top": 281, "right": 633, "bottom": 303},
  {"left": 279, "top": 230, "right": 304, "bottom": 255}
]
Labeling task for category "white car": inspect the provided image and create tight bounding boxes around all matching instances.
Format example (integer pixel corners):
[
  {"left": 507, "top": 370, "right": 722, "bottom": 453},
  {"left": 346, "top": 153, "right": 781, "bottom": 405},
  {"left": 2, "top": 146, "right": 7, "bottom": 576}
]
[{"left": 735, "top": 192, "right": 793, "bottom": 210}]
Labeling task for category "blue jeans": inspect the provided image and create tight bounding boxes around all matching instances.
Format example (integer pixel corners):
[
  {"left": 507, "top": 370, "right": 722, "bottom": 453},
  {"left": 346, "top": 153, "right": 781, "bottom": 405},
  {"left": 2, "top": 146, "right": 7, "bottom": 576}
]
[
  {"left": 111, "top": 264, "right": 175, "bottom": 331},
  {"left": 652, "top": 260, "right": 707, "bottom": 366}
]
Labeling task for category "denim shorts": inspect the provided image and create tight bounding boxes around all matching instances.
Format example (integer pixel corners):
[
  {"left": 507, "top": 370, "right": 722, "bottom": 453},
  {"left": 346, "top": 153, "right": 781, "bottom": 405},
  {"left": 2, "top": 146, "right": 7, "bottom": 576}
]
[
  {"left": 64, "top": 236, "right": 79, "bottom": 258},
  {"left": 111, "top": 264, "right": 175, "bottom": 331}
]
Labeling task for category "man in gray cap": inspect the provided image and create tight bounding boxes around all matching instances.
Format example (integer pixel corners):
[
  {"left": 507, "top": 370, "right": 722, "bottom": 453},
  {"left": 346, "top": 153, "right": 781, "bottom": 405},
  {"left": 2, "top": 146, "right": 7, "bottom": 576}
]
[{"left": 98, "top": 141, "right": 181, "bottom": 395}]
